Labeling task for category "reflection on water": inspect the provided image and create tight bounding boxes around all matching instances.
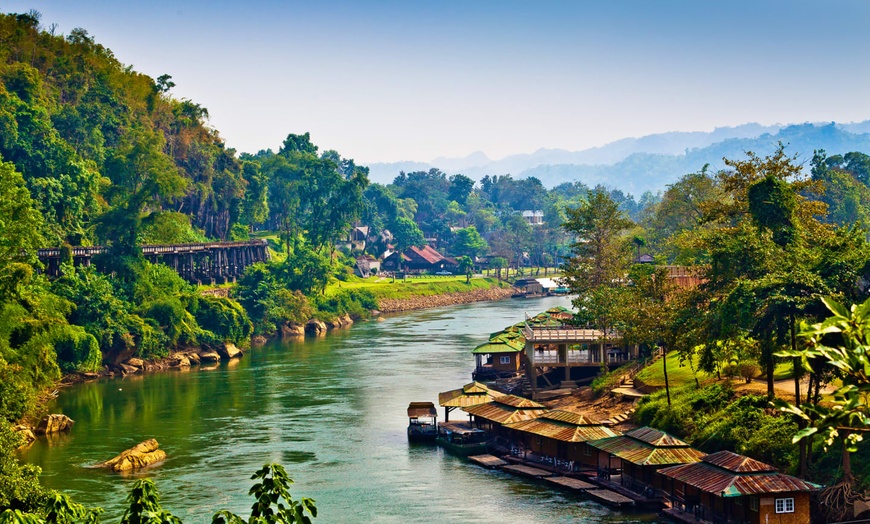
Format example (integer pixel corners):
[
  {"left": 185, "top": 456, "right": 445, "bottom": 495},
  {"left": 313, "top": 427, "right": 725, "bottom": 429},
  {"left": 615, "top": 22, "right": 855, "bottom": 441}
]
[{"left": 21, "top": 296, "right": 660, "bottom": 523}]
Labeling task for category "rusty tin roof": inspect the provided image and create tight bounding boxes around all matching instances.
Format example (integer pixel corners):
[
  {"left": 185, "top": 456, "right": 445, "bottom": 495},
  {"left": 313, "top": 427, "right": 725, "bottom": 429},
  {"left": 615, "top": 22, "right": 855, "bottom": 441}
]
[
  {"left": 505, "top": 412, "right": 619, "bottom": 443},
  {"left": 462, "top": 395, "right": 547, "bottom": 424},
  {"left": 624, "top": 427, "right": 692, "bottom": 448},
  {"left": 588, "top": 429, "right": 705, "bottom": 467},
  {"left": 657, "top": 451, "right": 821, "bottom": 497}
]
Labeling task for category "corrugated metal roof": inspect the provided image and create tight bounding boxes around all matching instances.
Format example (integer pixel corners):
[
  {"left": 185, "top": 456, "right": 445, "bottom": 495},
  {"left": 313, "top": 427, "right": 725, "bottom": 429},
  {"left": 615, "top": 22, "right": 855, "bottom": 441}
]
[
  {"left": 471, "top": 338, "right": 524, "bottom": 354},
  {"left": 505, "top": 416, "right": 619, "bottom": 443},
  {"left": 587, "top": 435, "right": 705, "bottom": 466},
  {"left": 407, "top": 402, "right": 437, "bottom": 418},
  {"left": 540, "top": 410, "right": 599, "bottom": 425},
  {"left": 625, "top": 427, "right": 691, "bottom": 448},
  {"left": 438, "top": 382, "right": 496, "bottom": 408},
  {"left": 658, "top": 462, "right": 821, "bottom": 497},
  {"left": 462, "top": 402, "right": 546, "bottom": 424},
  {"left": 703, "top": 450, "right": 776, "bottom": 473},
  {"left": 658, "top": 455, "right": 821, "bottom": 497},
  {"left": 492, "top": 394, "right": 546, "bottom": 409}
]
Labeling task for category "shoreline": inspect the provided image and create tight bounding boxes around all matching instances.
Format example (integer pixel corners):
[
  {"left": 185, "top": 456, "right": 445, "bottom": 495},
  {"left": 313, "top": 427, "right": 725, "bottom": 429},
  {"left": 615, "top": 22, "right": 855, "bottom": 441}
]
[
  {"left": 57, "top": 284, "right": 519, "bottom": 387},
  {"left": 376, "top": 285, "right": 516, "bottom": 313}
]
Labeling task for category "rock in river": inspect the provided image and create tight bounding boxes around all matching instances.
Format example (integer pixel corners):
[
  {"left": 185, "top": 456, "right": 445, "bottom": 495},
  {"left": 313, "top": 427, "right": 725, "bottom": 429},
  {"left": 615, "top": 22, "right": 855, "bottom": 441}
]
[
  {"left": 97, "top": 438, "right": 167, "bottom": 472},
  {"left": 216, "top": 342, "right": 243, "bottom": 359},
  {"left": 35, "top": 414, "right": 75, "bottom": 435}
]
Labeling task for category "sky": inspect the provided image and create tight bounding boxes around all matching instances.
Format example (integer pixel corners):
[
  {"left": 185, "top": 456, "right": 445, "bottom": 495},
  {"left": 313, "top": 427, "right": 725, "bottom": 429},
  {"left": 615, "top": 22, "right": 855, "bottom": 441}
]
[{"left": 4, "top": 0, "right": 870, "bottom": 164}]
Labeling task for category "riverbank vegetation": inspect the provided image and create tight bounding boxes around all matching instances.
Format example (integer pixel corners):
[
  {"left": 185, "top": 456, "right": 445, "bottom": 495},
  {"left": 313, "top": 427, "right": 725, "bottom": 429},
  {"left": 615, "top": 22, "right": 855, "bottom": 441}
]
[{"left": 561, "top": 146, "right": 870, "bottom": 517}]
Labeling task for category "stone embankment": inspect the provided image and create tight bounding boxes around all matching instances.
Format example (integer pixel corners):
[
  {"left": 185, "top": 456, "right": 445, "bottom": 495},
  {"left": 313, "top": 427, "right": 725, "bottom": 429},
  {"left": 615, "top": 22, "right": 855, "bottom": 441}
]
[{"left": 377, "top": 286, "right": 515, "bottom": 313}]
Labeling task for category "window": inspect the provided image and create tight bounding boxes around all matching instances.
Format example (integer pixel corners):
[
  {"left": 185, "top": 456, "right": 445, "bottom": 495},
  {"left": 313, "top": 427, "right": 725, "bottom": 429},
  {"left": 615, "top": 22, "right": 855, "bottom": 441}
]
[
  {"left": 775, "top": 498, "right": 794, "bottom": 514},
  {"left": 584, "top": 445, "right": 591, "bottom": 456},
  {"left": 750, "top": 497, "right": 758, "bottom": 512},
  {"left": 499, "top": 356, "right": 511, "bottom": 365}
]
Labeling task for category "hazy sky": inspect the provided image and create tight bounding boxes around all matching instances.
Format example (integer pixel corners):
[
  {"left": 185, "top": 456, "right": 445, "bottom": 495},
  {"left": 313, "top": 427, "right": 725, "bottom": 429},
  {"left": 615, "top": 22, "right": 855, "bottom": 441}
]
[{"left": 5, "top": 1, "right": 870, "bottom": 163}]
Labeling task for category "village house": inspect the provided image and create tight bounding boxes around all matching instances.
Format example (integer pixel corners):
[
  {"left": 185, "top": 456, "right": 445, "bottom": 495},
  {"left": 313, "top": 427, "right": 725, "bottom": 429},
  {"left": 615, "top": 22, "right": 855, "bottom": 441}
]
[
  {"left": 471, "top": 327, "right": 526, "bottom": 380},
  {"left": 524, "top": 323, "right": 638, "bottom": 396},
  {"left": 462, "top": 394, "right": 548, "bottom": 437},
  {"left": 657, "top": 450, "right": 819, "bottom": 524},
  {"left": 521, "top": 210, "right": 545, "bottom": 226},
  {"left": 437, "top": 381, "right": 496, "bottom": 422},
  {"left": 381, "top": 245, "right": 456, "bottom": 273},
  {"left": 586, "top": 426, "right": 705, "bottom": 496},
  {"left": 353, "top": 255, "right": 380, "bottom": 278},
  {"left": 504, "top": 410, "right": 619, "bottom": 469}
]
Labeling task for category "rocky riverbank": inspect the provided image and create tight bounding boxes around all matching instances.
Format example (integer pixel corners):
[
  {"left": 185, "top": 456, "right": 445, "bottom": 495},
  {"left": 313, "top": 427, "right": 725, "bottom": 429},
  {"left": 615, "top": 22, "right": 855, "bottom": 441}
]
[
  {"left": 377, "top": 286, "right": 516, "bottom": 313},
  {"left": 61, "top": 343, "right": 243, "bottom": 385}
]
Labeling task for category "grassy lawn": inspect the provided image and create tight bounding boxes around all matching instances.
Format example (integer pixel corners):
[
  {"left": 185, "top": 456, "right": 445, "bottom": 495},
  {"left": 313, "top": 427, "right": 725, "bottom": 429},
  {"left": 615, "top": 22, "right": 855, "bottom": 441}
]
[
  {"left": 635, "top": 351, "right": 709, "bottom": 388},
  {"left": 326, "top": 275, "right": 508, "bottom": 301},
  {"left": 636, "top": 351, "right": 798, "bottom": 388}
]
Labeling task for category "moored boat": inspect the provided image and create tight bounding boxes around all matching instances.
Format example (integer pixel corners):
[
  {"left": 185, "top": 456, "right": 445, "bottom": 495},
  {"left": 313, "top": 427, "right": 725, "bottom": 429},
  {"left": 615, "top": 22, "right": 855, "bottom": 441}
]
[
  {"left": 407, "top": 402, "right": 438, "bottom": 442},
  {"left": 437, "top": 421, "right": 492, "bottom": 455}
]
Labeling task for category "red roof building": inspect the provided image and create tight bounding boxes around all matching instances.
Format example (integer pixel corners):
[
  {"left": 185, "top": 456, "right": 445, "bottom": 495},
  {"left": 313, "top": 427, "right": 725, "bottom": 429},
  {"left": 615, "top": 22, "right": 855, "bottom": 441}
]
[{"left": 657, "top": 450, "right": 819, "bottom": 524}]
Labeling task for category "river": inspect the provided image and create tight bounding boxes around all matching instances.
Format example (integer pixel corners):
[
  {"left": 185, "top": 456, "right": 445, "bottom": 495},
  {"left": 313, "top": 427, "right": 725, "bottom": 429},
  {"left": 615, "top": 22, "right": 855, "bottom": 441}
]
[{"left": 21, "top": 296, "right": 660, "bottom": 523}]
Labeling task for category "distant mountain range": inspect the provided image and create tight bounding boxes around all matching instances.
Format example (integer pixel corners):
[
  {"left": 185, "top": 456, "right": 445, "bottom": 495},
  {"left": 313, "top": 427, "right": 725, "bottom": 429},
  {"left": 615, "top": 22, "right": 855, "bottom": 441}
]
[{"left": 367, "top": 121, "right": 870, "bottom": 195}]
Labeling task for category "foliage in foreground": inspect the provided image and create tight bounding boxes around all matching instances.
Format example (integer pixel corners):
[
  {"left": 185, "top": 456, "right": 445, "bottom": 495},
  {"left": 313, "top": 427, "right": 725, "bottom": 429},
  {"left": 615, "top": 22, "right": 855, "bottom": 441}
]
[{"left": 0, "top": 463, "right": 314, "bottom": 524}]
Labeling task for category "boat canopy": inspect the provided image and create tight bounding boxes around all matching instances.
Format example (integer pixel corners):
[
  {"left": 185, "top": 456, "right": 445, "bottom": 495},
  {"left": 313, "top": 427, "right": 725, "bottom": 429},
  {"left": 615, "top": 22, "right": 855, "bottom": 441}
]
[{"left": 407, "top": 402, "right": 437, "bottom": 418}]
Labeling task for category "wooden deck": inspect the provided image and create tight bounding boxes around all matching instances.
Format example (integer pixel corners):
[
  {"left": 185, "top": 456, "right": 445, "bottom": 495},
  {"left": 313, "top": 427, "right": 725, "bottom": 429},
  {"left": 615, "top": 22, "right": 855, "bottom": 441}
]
[
  {"left": 468, "top": 454, "right": 509, "bottom": 468},
  {"left": 586, "top": 489, "right": 635, "bottom": 507},
  {"left": 545, "top": 476, "right": 597, "bottom": 491},
  {"left": 501, "top": 464, "right": 556, "bottom": 478}
]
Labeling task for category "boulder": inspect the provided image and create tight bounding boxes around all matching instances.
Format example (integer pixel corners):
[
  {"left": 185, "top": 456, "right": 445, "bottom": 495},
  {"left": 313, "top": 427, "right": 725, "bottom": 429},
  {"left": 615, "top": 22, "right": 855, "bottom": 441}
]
[
  {"left": 325, "top": 318, "right": 342, "bottom": 329},
  {"left": 199, "top": 350, "right": 221, "bottom": 363},
  {"left": 125, "top": 358, "right": 145, "bottom": 368},
  {"left": 281, "top": 323, "right": 305, "bottom": 338},
  {"left": 184, "top": 352, "right": 201, "bottom": 365},
  {"left": 12, "top": 425, "right": 36, "bottom": 447},
  {"left": 216, "top": 342, "right": 243, "bottom": 359},
  {"left": 35, "top": 414, "right": 75, "bottom": 435},
  {"left": 855, "top": 498, "right": 870, "bottom": 518},
  {"left": 341, "top": 314, "right": 354, "bottom": 327},
  {"left": 168, "top": 354, "right": 190, "bottom": 367},
  {"left": 305, "top": 319, "right": 327, "bottom": 336},
  {"left": 97, "top": 439, "right": 167, "bottom": 472},
  {"left": 252, "top": 335, "right": 268, "bottom": 346},
  {"left": 118, "top": 363, "right": 139, "bottom": 375}
]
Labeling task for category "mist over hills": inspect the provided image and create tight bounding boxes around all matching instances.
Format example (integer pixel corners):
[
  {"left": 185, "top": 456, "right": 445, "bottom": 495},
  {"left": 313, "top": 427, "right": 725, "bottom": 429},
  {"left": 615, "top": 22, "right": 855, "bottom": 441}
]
[{"left": 367, "top": 122, "right": 870, "bottom": 195}]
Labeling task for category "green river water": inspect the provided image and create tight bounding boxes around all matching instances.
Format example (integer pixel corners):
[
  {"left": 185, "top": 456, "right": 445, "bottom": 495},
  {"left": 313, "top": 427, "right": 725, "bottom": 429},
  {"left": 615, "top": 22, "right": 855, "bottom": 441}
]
[{"left": 21, "top": 296, "right": 661, "bottom": 523}]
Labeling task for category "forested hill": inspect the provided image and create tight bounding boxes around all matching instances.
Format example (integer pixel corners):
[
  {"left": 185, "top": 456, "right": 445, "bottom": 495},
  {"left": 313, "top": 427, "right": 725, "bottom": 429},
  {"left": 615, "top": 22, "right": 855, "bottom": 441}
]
[
  {"left": 368, "top": 122, "right": 870, "bottom": 193},
  {"left": 0, "top": 11, "right": 362, "bottom": 248}
]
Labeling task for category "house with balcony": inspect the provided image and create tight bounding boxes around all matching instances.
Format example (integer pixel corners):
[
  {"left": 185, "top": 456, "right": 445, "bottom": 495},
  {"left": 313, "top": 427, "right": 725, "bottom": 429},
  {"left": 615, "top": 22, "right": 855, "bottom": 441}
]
[{"left": 523, "top": 323, "right": 637, "bottom": 396}]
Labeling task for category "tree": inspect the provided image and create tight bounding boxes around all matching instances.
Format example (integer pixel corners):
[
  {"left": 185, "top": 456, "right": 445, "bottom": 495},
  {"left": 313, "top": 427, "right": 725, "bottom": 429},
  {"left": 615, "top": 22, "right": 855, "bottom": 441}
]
[
  {"left": 457, "top": 255, "right": 474, "bottom": 284},
  {"left": 390, "top": 216, "right": 424, "bottom": 254},
  {"left": 448, "top": 174, "right": 474, "bottom": 205},
  {"left": 452, "top": 226, "right": 487, "bottom": 259},
  {"left": 561, "top": 189, "right": 633, "bottom": 295}
]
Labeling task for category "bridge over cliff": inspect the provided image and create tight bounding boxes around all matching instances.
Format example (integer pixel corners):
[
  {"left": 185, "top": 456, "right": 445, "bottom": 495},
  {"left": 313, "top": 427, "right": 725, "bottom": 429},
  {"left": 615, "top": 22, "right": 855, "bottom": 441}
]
[{"left": 37, "top": 240, "right": 270, "bottom": 284}]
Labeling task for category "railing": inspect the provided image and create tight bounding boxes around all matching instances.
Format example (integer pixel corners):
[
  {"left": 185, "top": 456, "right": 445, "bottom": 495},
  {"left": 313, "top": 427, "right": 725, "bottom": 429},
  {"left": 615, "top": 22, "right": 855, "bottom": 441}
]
[
  {"left": 37, "top": 240, "right": 268, "bottom": 258},
  {"left": 531, "top": 352, "right": 559, "bottom": 364}
]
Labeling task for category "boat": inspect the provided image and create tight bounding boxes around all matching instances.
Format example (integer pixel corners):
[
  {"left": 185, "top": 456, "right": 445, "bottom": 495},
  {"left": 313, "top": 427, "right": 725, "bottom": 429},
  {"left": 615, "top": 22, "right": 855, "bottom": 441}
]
[
  {"left": 436, "top": 421, "right": 492, "bottom": 455},
  {"left": 407, "top": 402, "right": 438, "bottom": 442}
]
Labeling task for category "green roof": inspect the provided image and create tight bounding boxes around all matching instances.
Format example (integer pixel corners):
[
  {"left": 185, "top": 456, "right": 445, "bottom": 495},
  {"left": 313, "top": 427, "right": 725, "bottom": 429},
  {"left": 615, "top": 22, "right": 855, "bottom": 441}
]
[{"left": 472, "top": 335, "right": 525, "bottom": 354}]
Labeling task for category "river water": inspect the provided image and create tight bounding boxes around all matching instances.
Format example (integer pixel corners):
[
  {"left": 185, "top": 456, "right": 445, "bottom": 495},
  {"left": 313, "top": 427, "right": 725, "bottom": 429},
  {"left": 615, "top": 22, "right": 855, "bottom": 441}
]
[{"left": 21, "top": 296, "right": 660, "bottom": 523}]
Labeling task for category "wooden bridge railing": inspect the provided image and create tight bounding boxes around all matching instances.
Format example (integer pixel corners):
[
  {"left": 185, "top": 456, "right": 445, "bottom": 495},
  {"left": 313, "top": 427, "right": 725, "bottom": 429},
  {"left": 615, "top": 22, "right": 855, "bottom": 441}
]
[{"left": 37, "top": 240, "right": 270, "bottom": 284}]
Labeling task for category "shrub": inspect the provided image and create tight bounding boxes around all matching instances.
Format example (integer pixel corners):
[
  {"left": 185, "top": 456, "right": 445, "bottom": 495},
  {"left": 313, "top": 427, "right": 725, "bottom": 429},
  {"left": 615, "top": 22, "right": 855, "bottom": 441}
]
[
  {"left": 53, "top": 325, "right": 101, "bottom": 373},
  {"left": 738, "top": 361, "right": 761, "bottom": 383},
  {"left": 191, "top": 295, "right": 253, "bottom": 345}
]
